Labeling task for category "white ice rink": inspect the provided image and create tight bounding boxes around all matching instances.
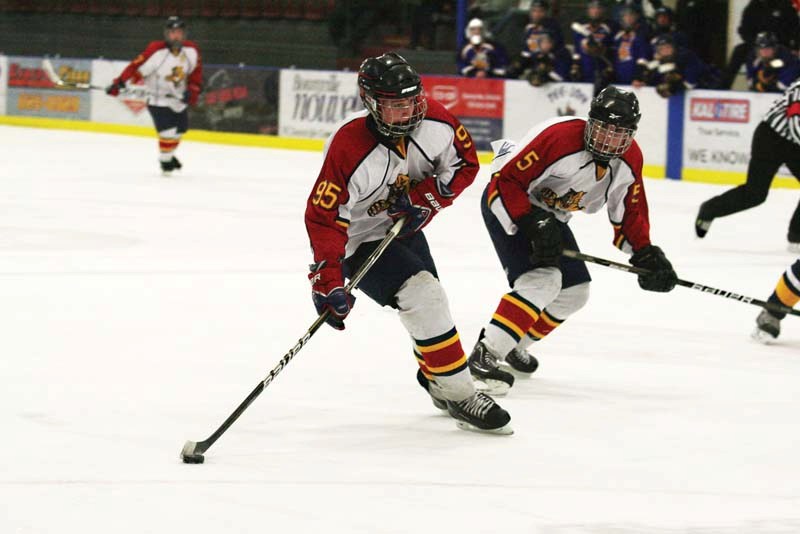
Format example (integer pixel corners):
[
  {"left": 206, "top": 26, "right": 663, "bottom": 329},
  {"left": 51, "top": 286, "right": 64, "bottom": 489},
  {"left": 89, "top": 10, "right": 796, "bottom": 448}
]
[{"left": 1, "top": 125, "right": 799, "bottom": 533}]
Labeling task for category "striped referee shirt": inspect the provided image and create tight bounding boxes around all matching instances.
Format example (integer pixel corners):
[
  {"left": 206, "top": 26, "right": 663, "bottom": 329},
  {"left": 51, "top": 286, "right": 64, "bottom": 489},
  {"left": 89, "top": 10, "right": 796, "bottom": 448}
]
[{"left": 763, "top": 78, "right": 800, "bottom": 145}]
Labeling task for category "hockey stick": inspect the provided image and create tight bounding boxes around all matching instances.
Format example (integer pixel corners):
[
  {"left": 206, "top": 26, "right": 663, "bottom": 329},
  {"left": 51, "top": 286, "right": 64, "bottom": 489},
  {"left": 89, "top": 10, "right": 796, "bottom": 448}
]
[
  {"left": 42, "top": 58, "right": 177, "bottom": 100},
  {"left": 42, "top": 58, "right": 107, "bottom": 91},
  {"left": 562, "top": 249, "right": 800, "bottom": 317},
  {"left": 180, "top": 217, "right": 407, "bottom": 464}
]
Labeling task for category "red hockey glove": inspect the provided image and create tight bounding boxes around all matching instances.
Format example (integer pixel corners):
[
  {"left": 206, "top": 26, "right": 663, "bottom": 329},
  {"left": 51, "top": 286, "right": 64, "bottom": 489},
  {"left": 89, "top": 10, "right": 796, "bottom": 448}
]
[
  {"left": 309, "top": 261, "right": 354, "bottom": 330},
  {"left": 105, "top": 78, "right": 126, "bottom": 97}
]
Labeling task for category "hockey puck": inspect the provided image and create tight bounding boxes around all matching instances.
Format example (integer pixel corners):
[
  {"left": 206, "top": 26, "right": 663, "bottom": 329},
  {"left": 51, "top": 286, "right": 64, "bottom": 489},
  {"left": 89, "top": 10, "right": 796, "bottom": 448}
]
[{"left": 182, "top": 454, "right": 205, "bottom": 464}]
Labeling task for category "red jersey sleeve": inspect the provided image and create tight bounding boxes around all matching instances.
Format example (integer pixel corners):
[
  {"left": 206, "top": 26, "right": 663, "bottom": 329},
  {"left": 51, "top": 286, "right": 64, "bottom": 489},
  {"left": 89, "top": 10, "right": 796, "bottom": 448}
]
[
  {"left": 117, "top": 41, "right": 165, "bottom": 83},
  {"left": 184, "top": 41, "right": 203, "bottom": 105},
  {"left": 305, "top": 119, "right": 376, "bottom": 269},
  {"left": 416, "top": 99, "right": 479, "bottom": 208},
  {"left": 496, "top": 119, "right": 586, "bottom": 221},
  {"left": 611, "top": 143, "right": 652, "bottom": 252}
]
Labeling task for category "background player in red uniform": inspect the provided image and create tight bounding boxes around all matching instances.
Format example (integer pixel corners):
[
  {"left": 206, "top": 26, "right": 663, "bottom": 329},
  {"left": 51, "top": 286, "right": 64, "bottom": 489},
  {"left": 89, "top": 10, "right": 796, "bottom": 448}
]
[
  {"left": 106, "top": 16, "right": 202, "bottom": 174},
  {"left": 470, "top": 87, "right": 678, "bottom": 394},
  {"left": 304, "top": 52, "right": 511, "bottom": 434}
]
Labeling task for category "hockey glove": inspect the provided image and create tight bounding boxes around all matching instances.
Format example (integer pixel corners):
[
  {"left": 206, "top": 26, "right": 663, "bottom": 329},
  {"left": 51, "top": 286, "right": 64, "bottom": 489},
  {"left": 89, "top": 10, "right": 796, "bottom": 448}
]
[
  {"left": 387, "top": 177, "right": 448, "bottom": 238},
  {"left": 106, "top": 78, "right": 126, "bottom": 97},
  {"left": 309, "top": 261, "right": 355, "bottom": 330},
  {"left": 516, "top": 207, "right": 563, "bottom": 268},
  {"left": 630, "top": 245, "right": 678, "bottom": 292}
]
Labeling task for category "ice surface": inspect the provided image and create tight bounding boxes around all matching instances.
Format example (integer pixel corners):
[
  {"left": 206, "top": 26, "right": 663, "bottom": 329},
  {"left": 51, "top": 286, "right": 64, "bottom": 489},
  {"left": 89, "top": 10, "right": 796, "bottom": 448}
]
[{"left": 1, "top": 126, "right": 798, "bottom": 533}]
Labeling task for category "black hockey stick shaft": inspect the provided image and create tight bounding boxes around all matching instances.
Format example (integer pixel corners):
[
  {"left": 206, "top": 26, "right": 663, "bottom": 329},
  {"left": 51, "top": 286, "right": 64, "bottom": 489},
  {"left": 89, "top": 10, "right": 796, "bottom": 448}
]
[
  {"left": 183, "top": 218, "right": 406, "bottom": 458},
  {"left": 563, "top": 249, "right": 800, "bottom": 318}
]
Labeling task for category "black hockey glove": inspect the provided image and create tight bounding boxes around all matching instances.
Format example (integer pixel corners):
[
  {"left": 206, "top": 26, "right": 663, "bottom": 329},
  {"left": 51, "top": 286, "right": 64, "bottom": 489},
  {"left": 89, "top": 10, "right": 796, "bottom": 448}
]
[
  {"left": 106, "top": 78, "right": 126, "bottom": 97},
  {"left": 630, "top": 245, "right": 678, "bottom": 292},
  {"left": 516, "top": 207, "right": 563, "bottom": 268}
]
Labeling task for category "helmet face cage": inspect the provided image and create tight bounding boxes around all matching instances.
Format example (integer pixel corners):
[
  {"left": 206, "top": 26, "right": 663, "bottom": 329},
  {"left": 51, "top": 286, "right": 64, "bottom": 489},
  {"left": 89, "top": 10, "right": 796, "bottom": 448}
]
[
  {"left": 362, "top": 90, "right": 428, "bottom": 138},
  {"left": 584, "top": 118, "right": 636, "bottom": 161}
]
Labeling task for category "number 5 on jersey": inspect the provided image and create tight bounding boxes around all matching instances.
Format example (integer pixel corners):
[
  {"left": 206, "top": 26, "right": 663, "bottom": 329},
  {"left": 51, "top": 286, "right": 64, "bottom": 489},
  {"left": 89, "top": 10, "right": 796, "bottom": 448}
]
[{"left": 312, "top": 180, "right": 342, "bottom": 209}]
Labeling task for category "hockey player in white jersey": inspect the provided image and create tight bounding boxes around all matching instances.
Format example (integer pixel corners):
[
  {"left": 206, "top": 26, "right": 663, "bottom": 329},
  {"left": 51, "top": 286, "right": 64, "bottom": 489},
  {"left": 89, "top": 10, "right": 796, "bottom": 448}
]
[
  {"left": 106, "top": 16, "right": 203, "bottom": 174},
  {"left": 304, "top": 52, "right": 511, "bottom": 434},
  {"left": 470, "top": 86, "right": 678, "bottom": 394}
]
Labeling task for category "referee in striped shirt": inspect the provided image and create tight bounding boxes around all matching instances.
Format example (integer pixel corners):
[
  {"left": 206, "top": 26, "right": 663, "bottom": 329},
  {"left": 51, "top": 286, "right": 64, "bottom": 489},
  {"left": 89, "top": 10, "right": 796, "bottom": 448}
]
[{"left": 695, "top": 78, "right": 800, "bottom": 252}]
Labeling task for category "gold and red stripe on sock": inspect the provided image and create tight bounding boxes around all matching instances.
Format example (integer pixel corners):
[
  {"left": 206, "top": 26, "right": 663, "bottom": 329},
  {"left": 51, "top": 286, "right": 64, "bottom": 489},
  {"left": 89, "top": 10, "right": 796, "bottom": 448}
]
[
  {"left": 159, "top": 137, "right": 180, "bottom": 153},
  {"left": 414, "top": 327, "right": 467, "bottom": 377},
  {"left": 490, "top": 291, "right": 541, "bottom": 343},
  {"left": 774, "top": 272, "right": 800, "bottom": 308},
  {"left": 413, "top": 348, "right": 434, "bottom": 381},
  {"left": 527, "top": 310, "right": 564, "bottom": 341}
]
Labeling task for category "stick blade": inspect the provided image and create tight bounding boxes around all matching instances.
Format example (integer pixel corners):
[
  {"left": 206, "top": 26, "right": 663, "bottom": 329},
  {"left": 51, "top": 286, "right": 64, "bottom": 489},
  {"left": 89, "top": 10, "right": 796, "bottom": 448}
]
[
  {"left": 180, "top": 440, "right": 205, "bottom": 464},
  {"left": 41, "top": 58, "right": 64, "bottom": 87}
]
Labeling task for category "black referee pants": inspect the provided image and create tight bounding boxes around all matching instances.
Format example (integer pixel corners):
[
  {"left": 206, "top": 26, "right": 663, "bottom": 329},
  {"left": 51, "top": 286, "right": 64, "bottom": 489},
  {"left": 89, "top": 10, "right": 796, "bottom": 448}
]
[{"left": 702, "top": 122, "right": 800, "bottom": 240}]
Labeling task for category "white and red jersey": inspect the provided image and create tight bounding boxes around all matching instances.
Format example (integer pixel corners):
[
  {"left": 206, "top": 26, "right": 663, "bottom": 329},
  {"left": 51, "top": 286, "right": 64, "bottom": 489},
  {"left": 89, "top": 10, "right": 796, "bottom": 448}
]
[
  {"left": 117, "top": 40, "right": 202, "bottom": 112},
  {"left": 305, "top": 99, "right": 479, "bottom": 264},
  {"left": 487, "top": 116, "right": 651, "bottom": 254}
]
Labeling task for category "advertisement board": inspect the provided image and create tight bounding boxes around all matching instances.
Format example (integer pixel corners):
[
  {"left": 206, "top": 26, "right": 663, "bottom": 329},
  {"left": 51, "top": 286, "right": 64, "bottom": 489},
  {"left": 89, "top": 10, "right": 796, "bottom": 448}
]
[
  {"left": 278, "top": 69, "right": 360, "bottom": 139},
  {"left": 625, "top": 86, "right": 668, "bottom": 173},
  {"left": 90, "top": 59, "right": 153, "bottom": 127},
  {"left": 0, "top": 55, "right": 7, "bottom": 115},
  {"left": 503, "top": 81, "right": 593, "bottom": 141},
  {"left": 7, "top": 56, "right": 91, "bottom": 120},
  {"left": 422, "top": 75, "right": 504, "bottom": 151},
  {"left": 682, "top": 90, "right": 790, "bottom": 176},
  {"left": 190, "top": 65, "right": 279, "bottom": 134}
]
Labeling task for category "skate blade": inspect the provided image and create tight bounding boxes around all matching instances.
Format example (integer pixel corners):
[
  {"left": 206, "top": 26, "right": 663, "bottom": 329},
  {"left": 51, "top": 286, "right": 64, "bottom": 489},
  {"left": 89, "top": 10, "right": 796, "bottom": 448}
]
[
  {"left": 456, "top": 420, "right": 514, "bottom": 435},
  {"left": 499, "top": 361, "right": 535, "bottom": 379},
  {"left": 751, "top": 328, "right": 777, "bottom": 345},
  {"left": 474, "top": 378, "right": 511, "bottom": 397}
]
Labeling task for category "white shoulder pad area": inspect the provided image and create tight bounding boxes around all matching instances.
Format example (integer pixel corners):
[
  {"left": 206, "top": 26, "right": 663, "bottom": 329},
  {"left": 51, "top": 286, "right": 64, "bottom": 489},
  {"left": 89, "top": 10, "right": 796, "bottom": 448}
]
[{"left": 489, "top": 139, "right": 517, "bottom": 174}]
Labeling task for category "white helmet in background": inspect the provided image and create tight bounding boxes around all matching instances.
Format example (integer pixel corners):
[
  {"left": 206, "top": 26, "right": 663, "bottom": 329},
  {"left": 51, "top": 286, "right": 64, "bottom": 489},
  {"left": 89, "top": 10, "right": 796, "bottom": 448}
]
[{"left": 465, "top": 18, "right": 485, "bottom": 46}]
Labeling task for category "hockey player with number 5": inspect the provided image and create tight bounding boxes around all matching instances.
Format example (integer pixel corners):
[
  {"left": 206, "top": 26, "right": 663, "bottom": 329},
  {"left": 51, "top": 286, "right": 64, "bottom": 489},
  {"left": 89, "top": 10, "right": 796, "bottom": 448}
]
[
  {"left": 304, "top": 52, "right": 511, "bottom": 434},
  {"left": 106, "top": 16, "right": 202, "bottom": 174},
  {"left": 470, "top": 86, "right": 678, "bottom": 394}
]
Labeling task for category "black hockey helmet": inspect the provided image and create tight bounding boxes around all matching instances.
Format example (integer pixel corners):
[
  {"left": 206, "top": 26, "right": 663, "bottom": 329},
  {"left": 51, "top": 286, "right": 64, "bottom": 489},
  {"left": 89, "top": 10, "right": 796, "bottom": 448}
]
[
  {"left": 584, "top": 86, "right": 641, "bottom": 161},
  {"left": 358, "top": 52, "right": 427, "bottom": 138},
  {"left": 164, "top": 16, "right": 186, "bottom": 49}
]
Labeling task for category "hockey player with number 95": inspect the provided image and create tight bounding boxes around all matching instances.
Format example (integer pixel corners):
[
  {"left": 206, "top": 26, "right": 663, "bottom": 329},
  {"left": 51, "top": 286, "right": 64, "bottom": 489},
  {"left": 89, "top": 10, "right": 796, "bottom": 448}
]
[
  {"left": 304, "top": 52, "right": 511, "bottom": 434},
  {"left": 106, "top": 16, "right": 203, "bottom": 175},
  {"left": 470, "top": 87, "right": 679, "bottom": 395}
]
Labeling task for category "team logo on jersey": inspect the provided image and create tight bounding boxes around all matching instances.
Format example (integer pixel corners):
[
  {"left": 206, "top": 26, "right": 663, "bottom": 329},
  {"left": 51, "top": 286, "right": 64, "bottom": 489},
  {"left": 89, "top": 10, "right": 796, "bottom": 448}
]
[
  {"left": 165, "top": 66, "right": 186, "bottom": 87},
  {"left": 367, "top": 174, "right": 412, "bottom": 216},
  {"left": 538, "top": 187, "right": 586, "bottom": 211}
]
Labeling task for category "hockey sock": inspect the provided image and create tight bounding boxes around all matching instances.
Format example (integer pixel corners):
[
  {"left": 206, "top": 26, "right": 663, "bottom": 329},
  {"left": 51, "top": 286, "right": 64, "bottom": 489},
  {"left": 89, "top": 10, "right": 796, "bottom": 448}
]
[
  {"left": 768, "top": 259, "right": 800, "bottom": 319},
  {"left": 158, "top": 136, "right": 181, "bottom": 162},
  {"left": 517, "top": 311, "right": 564, "bottom": 351},
  {"left": 397, "top": 272, "right": 474, "bottom": 401},
  {"left": 485, "top": 291, "right": 541, "bottom": 357}
]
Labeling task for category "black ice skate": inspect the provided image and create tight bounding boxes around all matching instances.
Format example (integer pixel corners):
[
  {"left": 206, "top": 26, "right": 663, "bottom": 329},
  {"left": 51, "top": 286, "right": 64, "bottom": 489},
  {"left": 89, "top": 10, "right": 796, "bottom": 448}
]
[
  {"left": 416, "top": 369, "right": 447, "bottom": 411},
  {"left": 752, "top": 309, "right": 781, "bottom": 343},
  {"left": 505, "top": 347, "right": 539, "bottom": 375},
  {"left": 695, "top": 201, "right": 713, "bottom": 238},
  {"left": 160, "top": 156, "right": 182, "bottom": 175},
  {"left": 468, "top": 340, "right": 514, "bottom": 396},
  {"left": 447, "top": 391, "right": 512, "bottom": 435}
]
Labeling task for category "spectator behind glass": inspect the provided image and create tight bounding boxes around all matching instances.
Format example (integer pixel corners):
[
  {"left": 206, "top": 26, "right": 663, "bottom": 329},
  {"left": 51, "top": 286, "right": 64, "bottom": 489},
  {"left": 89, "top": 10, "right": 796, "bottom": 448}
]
[
  {"left": 746, "top": 31, "right": 800, "bottom": 93},
  {"left": 721, "top": 0, "right": 800, "bottom": 88},
  {"left": 509, "top": 30, "right": 572, "bottom": 86},
  {"left": 571, "top": 1, "right": 615, "bottom": 86},
  {"left": 458, "top": 18, "right": 509, "bottom": 78},
  {"left": 635, "top": 34, "right": 719, "bottom": 97},
  {"left": 523, "top": 0, "right": 564, "bottom": 53},
  {"left": 610, "top": 0, "right": 663, "bottom": 23},
  {"left": 613, "top": 7, "right": 652, "bottom": 85},
  {"left": 649, "top": 6, "right": 688, "bottom": 49}
]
